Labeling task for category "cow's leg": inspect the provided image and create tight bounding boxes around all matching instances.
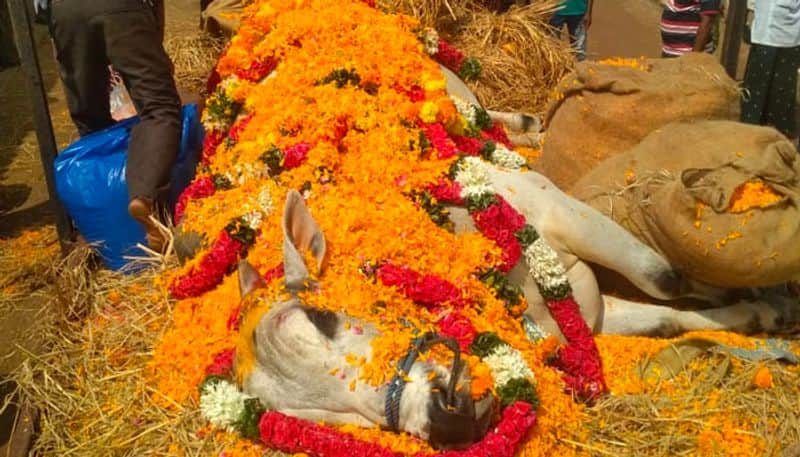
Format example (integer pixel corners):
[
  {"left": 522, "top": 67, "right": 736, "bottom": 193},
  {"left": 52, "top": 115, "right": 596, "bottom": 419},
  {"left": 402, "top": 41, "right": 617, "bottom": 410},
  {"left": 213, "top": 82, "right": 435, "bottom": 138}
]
[
  {"left": 600, "top": 292, "right": 800, "bottom": 337},
  {"left": 487, "top": 168, "right": 699, "bottom": 302},
  {"left": 486, "top": 110, "right": 541, "bottom": 133}
]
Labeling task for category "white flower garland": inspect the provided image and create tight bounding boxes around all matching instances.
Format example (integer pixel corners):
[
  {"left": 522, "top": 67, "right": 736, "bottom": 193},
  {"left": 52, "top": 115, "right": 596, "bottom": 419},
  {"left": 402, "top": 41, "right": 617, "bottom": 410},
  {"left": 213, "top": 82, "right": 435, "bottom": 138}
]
[
  {"left": 490, "top": 144, "right": 527, "bottom": 170},
  {"left": 483, "top": 344, "right": 535, "bottom": 387},
  {"left": 450, "top": 95, "right": 478, "bottom": 126},
  {"left": 199, "top": 379, "right": 254, "bottom": 431},
  {"left": 524, "top": 238, "right": 569, "bottom": 294},
  {"left": 420, "top": 28, "right": 440, "bottom": 56},
  {"left": 455, "top": 156, "right": 494, "bottom": 199},
  {"left": 240, "top": 186, "right": 274, "bottom": 230}
]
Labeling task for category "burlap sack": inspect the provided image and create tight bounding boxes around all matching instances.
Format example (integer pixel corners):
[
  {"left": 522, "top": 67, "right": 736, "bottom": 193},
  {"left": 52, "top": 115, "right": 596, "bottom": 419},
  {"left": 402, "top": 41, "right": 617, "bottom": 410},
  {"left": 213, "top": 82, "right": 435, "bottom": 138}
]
[
  {"left": 572, "top": 120, "right": 800, "bottom": 288},
  {"left": 538, "top": 53, "right": 740, "bottom": 189}
]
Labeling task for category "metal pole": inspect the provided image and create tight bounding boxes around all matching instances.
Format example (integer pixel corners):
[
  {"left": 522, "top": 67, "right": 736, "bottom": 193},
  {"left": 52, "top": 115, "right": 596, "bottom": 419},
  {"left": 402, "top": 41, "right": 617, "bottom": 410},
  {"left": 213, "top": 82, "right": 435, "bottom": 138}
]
[
  {"left": 720, "top": 0, "right": 748, "bottom": 79},
  {"left": 7, "top": 0, "right": 72, "bottom": 253}
]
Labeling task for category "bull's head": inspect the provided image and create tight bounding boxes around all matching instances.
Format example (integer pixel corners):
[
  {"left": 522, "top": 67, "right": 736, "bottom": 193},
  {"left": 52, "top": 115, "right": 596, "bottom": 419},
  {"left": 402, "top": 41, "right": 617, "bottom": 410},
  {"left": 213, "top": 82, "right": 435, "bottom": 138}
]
[{"left": 235, "top": 190, "right": 495, "bottom": 449}]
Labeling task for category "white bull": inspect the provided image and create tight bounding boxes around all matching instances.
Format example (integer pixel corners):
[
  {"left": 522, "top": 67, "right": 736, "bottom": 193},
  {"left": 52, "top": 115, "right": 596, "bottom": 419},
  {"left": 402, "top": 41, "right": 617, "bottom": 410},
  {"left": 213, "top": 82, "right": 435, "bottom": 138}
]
[{"left": 200, "top": 67, "right": 800, "bottom": 450}]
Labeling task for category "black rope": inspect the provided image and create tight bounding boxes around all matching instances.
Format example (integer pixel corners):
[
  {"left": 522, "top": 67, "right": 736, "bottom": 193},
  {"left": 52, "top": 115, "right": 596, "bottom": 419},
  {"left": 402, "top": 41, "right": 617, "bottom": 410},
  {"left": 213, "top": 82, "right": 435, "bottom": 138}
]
[{"left": 384, "top": 332, "right": 462, "bottom": 432}]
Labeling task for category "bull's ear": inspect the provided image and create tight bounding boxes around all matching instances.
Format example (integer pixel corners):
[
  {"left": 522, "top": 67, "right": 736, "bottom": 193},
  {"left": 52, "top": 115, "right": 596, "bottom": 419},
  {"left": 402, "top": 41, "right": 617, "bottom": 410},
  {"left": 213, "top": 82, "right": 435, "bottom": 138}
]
[
  {"left": 238, "top": 261, "right": 266, "bottom": 299},
  {"left": 282, "top": 190, "right": 326, "bottom": 291}
]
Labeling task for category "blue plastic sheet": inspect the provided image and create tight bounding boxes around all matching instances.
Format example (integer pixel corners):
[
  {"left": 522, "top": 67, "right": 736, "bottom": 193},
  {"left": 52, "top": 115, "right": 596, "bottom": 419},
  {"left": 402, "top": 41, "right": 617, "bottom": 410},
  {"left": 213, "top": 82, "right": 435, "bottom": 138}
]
[{"left": 54, "top": 104, "right": 203, "bottom": 271}]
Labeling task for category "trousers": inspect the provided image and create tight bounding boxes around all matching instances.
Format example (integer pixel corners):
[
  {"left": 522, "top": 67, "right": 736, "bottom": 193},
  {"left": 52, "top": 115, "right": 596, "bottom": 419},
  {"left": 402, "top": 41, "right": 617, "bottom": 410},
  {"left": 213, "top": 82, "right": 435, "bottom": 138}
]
[{"left": 50, "top": 0, "right": 181, "bottom": 202}]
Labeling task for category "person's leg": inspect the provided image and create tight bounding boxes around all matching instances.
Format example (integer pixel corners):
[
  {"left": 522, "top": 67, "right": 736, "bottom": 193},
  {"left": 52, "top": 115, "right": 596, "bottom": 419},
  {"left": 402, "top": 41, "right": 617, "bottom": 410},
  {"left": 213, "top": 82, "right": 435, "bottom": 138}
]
[
  {"left": 100, "top": 1, "right": 181, "bottom": 250},
  {"left": 49, "top": 1, "right": 114, "bottom": 136},
  {"left": 565, "top": 15, "right": 587, "bottom": 61},
  {"left": 548, "top": 14, "right": 567, "bottom": 39},
  {"left": 764, "top": 45, "right": 800, "bottom": 143},
  {"left": 740, "top": 44, "right": 777, "bottom": 127}
]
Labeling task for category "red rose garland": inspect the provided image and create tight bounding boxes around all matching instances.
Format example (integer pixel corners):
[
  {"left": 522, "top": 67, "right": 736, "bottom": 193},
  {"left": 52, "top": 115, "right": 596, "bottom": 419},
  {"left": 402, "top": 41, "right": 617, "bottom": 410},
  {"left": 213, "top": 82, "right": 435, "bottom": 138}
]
[
  {"left": 206, "top": 348, "right": 236, "bottom": 377},
  {"left": 202, "top": 129, "right": 226, "bottom": 164},
  {"left": 471, "top": 196, "right": 526, "bottom": 272},
  {"left": 283, "top": 142, "right": 312, "bottom": 169},
  {"left": 435, "top": 40, "right": 465, "bottom": 75},
  {"left": 174, "top": 176, "right": 216, "bottom": 223},
  {"left": 437, "top": 311, "right": 477, "bottom": 353},
  {"left": 228, "top": 113, "right": 254, "bottom": 144},
  {"left": 420, "top": 123, "right": 457, "bottom": 159},
  {"left": 452, "top": 135, "right": 483, "bottom": 157},
  {"left": 375, "top": 263, "right": 467, "bottom": 310},
  {"left": 169, "top": 230, "right": 244, "bottom": 299},
  {"left": 235, "top": 57, "right": 278, "bottom": 82},
  {"left": 479, "top": 123, "right": 513, "bottom": 149},
  {"left": 257, "top": 401, "right": 536, "bottom": 457}
]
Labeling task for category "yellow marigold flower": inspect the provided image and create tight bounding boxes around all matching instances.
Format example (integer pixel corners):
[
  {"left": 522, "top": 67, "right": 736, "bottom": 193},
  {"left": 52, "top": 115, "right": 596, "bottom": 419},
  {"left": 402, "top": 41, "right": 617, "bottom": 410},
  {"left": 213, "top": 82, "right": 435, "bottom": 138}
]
[
  {"left": 423, "top": 78, "right": 446, "bottom": 92},
  {"left": 419, "top": 101, "right": 439, "bottom": 124}
]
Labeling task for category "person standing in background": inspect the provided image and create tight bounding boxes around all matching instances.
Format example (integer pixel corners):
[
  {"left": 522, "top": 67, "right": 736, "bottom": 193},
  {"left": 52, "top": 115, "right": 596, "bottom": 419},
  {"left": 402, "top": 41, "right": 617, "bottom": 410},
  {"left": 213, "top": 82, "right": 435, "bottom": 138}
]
[
  {"left": 549, "top": 0, "right": 594, "bottom": 61},
  {"left": 741, "top": 0, "right": 800, "bottom": 146},
  {"left": 33, "top": 0, "right": 181, "bottom": 252},
  {"left": 660, "top": 0, "right": 722, "bottom": 57}
]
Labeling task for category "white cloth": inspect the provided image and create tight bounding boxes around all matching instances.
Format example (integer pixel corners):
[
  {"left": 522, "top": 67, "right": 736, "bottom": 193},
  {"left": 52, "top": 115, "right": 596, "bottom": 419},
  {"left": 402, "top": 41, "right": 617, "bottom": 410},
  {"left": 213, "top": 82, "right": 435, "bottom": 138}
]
[{"left": 751, "top": 0, "right": 800, "bottom": 47}]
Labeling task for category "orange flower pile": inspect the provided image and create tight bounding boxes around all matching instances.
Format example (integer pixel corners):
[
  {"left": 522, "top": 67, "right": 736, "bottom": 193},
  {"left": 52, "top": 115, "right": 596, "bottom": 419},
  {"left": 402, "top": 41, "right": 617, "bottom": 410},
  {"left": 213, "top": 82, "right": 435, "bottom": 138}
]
[
  {"left": 149, "top": 0, "right": 585, "bottom": 455},
  {"left": 728, "top": 179, "right": 784, "bottom": 213}
]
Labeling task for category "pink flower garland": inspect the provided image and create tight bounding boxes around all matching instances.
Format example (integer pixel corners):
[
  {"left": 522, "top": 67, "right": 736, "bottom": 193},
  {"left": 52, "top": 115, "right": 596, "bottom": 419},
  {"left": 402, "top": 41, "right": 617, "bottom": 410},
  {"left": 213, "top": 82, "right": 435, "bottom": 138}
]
[
  {"left": 202, "top": 129, "right": 226, "bottom": 164},
  {"left": 257, "top": 401, "right": 536, "bottom": 457},
  {"left": 283, "top": 142, "right": 311, "bottom": 169},
  {"left": 452, "top": 135, "right": 483, "bottom": 157},
  {"left": 435, "top": 40, "right": 465, "bottom": 75},
  {"left": 420, "top": 123, "right": 457, "bottom": 159},
  {"left": 437, "top": 311, "right": 477, "bottom": 353},
  {"left": 376, "top": 263, "right": 467, "bottom": 310},
  {"left": 546, "top": 298, "right": 606, "bottom": 402},
  {"left": 169, "top": 230, "right": 244, "bottom": 299},
  {"left": 471, "top": 196, "right": 525, "bottom": 272},
  {"left": 174, "top": 176, "right": 216, "bottom": 223},
  {"left": 206, "top": 348, "right": 236, "bottom": 376},
  {"left": 425, "top": 179, "right": 463, "bottom": 205}
]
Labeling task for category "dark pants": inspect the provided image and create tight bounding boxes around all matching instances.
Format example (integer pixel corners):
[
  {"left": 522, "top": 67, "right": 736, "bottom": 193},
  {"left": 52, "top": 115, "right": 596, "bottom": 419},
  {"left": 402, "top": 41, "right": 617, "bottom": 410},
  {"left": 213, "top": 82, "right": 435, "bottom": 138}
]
[
  {"left": 50, "top": 0, "right": 181, "bottom": 202},
  {"left": 549, "top": 14, "right": 587, "bottom": 61},
  {"left": 741, "top": 43, "right": 800, "bottom": 140}
]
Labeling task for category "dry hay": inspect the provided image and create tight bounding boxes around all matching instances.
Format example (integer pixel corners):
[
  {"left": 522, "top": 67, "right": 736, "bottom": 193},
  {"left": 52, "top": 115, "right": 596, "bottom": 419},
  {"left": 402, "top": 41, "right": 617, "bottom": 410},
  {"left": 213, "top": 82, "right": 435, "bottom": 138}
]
[
  {"left": 165, "top": 34, "right": 225, "bottom": 96},
  {"left": 379, "top": 0, "right": 574, "bottom": 114},
  {"left": 578, "top": 344, "right": 800, "bottom": 456},
  {"left": 2, "top": 243, "right": 286, "bottom": 456}
]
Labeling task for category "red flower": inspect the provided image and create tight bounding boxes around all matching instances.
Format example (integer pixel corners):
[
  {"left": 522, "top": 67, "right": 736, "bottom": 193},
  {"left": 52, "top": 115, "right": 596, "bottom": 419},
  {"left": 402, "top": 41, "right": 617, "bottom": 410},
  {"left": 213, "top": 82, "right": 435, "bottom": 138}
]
[
  {"left": 435, "top": 40, "right": 465, "bottom": 74},
  {"left": 235, "top": 57, "right": 277, "bottom": 82},
  {"left": 227, "top": 306, "right": 241, "bottom": 332},
  {"left": 376, "top": 263, "right": 466, "bottom": 309},
  {"left": 174, "top": 176, "right": 216, "bottom": 223},
  {"left": 169, "top": 230, "right": 244, "bottom": 299},
  {"left": 264, "top": 263, "right": 285, "bottom": 283},
  {"left": 426, "top": 179, "right": 463, "bottom": 205},
  {"left": 228, "top": 113, "right": 254, "bottom": 144},
  {"left": 284, "top": 142, "right": 312, "bottom": 169},
  {"left": 395, "top": 84, "right": 425, "bottom": 102},
  {"left": 452, "top": 135, "right": 484, "bottom": 156},
  {"left": 205, "top": 348, "right": 235, "bottom": 376},
  {"left": 437, "top": 311, "right": 477, "bottom": 352},
  {"left": 420, "top": 123, "right": 457, "bottom": 159},
  {"left": 546, "top": 298, "right": 607, "bottom": 402},
  {"left": 480, "top": 122, "right": 513, "bottom": 149},
  {"left": 471, "top": 197, "right": 525, "bottom": 271},
  {"left": 201, "top": 130, "right": 226, "bottom": 165},
  {"left": 206, "top": 68, "right": 222, "bottom": 95}
]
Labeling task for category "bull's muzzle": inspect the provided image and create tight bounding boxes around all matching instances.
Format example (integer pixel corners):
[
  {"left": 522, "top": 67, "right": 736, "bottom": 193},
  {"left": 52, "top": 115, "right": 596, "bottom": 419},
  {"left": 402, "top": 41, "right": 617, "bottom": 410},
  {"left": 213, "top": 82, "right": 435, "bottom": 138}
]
[{"left": 428, "top": 390, "right": 495, "bottom": 450}]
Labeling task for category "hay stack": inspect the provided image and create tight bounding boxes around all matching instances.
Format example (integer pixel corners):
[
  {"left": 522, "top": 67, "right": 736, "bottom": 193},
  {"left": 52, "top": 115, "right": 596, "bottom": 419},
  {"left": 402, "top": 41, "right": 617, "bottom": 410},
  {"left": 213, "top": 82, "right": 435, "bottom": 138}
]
[{"left": 380, "top": 0, "right": 574, "bottom": 114}]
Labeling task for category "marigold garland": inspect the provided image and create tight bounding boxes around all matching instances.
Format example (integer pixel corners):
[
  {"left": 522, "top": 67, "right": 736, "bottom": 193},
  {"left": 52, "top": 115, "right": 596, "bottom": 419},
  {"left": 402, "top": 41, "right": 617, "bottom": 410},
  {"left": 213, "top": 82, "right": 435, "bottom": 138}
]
[{"left": 150, "top": 1, "right": 602, "bottom": 456}]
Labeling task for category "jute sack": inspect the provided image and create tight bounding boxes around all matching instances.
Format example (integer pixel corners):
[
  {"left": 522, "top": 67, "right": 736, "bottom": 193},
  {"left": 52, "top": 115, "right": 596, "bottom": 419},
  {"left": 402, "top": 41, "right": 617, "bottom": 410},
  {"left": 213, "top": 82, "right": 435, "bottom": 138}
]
[
  {"left": 572, "top": 120, "right": 800, "bottom": 288},
  {"left": 538, "top": 53, "right": 740, "bottom": 189}
]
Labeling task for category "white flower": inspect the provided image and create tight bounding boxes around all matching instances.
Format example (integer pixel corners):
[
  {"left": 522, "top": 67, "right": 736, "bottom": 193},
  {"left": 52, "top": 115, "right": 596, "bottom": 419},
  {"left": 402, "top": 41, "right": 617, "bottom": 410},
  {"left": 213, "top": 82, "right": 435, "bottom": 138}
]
[
  {"left": 490, "top": 144, "right": 527, "bottom": 169},
  {"left": 522, "top": 315, "right": 550, "bottom": 342},
  {"left": 256, "top": 187, "right": 273, "bottom": 214},
  {"left": 199, "top": 380, "right": 253, "bottom": 431},
  {"left": 455, "top": 156, "right": 493, "bottom": 199},
  {"left": 242, "top": 211, "right": 263, "bottom": 230},
  {"left": 524, "top": 238, "right": 570, "bottom": 292},
  {"left": 483, "top": 344, "right": 535, "bottom": 387},
  {"left": 450, "top": 95, "right": 478, "bottom": 125},
  {"left": 421, "top": 28, "right": 440, "bottom": 55}
]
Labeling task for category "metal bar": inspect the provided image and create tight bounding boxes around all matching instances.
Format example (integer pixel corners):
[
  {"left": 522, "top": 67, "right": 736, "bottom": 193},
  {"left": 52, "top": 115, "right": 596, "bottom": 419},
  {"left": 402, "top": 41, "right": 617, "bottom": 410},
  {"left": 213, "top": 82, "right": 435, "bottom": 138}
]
[
  {"left": 720, "top": 0, "right": 748, "bottom": 79},
  {"left": 7, "top": 0, "right": 72, "bottom": 253}
]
